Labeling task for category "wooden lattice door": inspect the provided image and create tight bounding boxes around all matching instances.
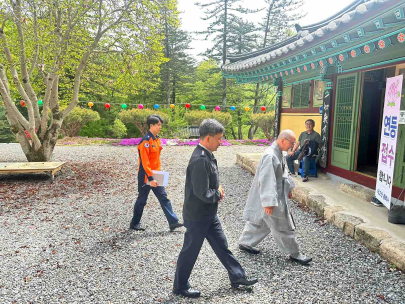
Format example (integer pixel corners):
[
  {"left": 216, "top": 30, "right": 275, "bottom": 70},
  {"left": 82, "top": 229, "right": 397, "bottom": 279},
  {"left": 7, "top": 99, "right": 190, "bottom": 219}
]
[{"left": 331, "top": 73, "right": 361, "bottom": 170}]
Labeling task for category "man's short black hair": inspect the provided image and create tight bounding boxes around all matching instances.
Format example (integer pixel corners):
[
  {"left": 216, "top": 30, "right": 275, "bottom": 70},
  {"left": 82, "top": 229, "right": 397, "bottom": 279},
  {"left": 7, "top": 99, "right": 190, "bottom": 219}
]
[
  {"left": 147, "top": 114, "right": 164, "bottom": 129},
  {"left": 305, "top": 119, "right": 315, "bottom": 127},
  {"left": 199, "top": 119, "right": 224, "bottom": 139}
]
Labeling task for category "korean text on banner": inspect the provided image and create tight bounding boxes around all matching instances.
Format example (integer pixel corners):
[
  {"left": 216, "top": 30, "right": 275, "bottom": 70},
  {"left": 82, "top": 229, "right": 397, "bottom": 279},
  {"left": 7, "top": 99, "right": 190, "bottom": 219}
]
[{"left": 375, "top": 75, "right": 403, "bottom": 208}]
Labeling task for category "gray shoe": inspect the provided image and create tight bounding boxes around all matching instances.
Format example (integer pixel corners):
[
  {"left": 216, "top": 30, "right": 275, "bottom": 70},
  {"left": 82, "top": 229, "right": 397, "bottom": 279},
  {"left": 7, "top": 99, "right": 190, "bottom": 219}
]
[
  {"left": 290, "top": 253, "right": 312, "bottom": 265},
  {"left": 239, "top": 244, "right": 260, "bottom": 254}
]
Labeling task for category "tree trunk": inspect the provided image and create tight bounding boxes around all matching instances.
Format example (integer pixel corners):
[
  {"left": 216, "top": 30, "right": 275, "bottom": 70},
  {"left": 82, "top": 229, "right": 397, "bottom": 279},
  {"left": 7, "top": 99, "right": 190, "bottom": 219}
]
[
  {"left": 231, "top": 126, "right": 237, "bottom": 140},
  {"left": 172, "top": 77, "right": 176, "bottom": 104},
  {"left": 222, "top": 0, "right": 228, "bottom": 107},
  {"left": 237, "top": 109, "right": 243, "bottom": 140}
]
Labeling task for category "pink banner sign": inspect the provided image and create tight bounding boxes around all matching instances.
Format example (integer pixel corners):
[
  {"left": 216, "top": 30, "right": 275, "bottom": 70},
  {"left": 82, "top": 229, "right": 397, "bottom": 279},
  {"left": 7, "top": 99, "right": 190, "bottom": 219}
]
[{"left": 375, "top": 75, "right": 403, "bottom": 208}]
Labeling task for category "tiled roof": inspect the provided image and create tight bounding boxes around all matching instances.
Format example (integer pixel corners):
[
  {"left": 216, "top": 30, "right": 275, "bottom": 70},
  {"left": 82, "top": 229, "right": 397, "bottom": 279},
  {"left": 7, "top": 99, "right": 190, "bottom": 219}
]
[{"left": 222, "top": 0, "right": 392, "bottom": 73}]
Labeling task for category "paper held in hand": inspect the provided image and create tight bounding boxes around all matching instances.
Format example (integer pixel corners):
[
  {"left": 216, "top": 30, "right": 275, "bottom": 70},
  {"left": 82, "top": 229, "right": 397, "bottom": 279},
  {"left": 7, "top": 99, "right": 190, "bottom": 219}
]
[{"left": 147, "top": 170, "right": 169, "bottom": 187}]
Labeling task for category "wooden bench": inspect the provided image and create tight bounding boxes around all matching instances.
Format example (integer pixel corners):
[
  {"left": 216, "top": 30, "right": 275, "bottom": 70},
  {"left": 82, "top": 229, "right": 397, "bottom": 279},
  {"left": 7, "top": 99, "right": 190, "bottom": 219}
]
[{"left": 0, "top": 162, "right": 66, "bottom": 181}]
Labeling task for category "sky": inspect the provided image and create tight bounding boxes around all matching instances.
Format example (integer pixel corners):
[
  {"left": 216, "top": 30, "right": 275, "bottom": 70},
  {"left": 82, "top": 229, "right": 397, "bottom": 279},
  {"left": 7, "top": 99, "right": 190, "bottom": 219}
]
[{"left": 177, "top": 0, "right": 354, "bottom": 61}]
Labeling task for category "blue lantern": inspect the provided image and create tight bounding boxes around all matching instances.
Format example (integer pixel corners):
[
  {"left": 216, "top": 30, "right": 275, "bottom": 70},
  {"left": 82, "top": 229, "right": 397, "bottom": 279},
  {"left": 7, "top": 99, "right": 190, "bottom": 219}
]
[
  {"left": 230, "top": 106, "right": 236, "bottom": 111},
  {"left": 154, "top": 104, "right": 160, "bottom": 109}
]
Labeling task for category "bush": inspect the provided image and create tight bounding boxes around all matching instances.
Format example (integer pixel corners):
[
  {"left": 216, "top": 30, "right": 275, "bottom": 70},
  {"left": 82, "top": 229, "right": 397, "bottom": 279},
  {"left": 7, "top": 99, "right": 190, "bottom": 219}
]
[
  {"left": 184, "top": 110, "right": 232, "bottom": 127},
  {"left": 119, "top": 109, "right": 170, "bottom": 135},
  {"left": 111, "top": 119, "right": 127, "bottom": 138},
  {"left": 79, "top": 119, "right": 112, "bottom": 138},
  {"left": 250, "top": 112, "right": 275, "bottom": 140},
  {"left": 62, "top": 107, "right": 100, "bottom": 137}
]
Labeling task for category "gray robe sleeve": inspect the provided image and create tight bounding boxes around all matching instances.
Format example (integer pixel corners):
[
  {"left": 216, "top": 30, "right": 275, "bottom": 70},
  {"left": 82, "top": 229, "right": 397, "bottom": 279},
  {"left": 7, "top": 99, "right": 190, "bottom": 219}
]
[{"left": 258, "top": 154, "right": 279, "bottom": 207}]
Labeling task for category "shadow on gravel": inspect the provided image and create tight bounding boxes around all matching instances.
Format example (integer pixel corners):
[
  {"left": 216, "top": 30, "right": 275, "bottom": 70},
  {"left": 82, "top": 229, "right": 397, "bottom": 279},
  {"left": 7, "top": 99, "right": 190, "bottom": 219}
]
[{"left": 87, "top": 230, "right": 183, "bottom": 255}]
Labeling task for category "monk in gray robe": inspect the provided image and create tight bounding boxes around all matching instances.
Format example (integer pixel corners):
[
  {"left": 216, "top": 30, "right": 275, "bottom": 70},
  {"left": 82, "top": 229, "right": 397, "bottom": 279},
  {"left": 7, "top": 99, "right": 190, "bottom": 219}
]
[{"left": 238, "top": 130, "right": 312, "bottom": 265}]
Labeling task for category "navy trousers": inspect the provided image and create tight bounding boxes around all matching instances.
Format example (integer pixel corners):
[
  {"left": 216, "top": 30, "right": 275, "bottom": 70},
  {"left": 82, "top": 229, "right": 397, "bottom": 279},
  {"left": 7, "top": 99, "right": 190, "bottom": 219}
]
[
  {"left": 130, "top": 185, "right": 179, "bottom": 226},
  {"left": 173, "top": 216, "right": 245, "bottom": 291},
  {"left": 287, "top": 151, "right": 311, "bottom": 177}
]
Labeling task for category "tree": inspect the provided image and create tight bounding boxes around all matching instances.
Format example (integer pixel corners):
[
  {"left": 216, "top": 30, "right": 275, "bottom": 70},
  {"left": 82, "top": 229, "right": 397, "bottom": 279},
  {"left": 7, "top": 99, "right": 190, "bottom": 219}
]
[
  {"left": 196, "top": 0, "right": 259, "bottom": 107},
  {"left": 0, "top": 102, "right": 14, "bottom": 143},
  {"left": 248, "top": 0, "right": 305, "bottom": 139},
  {"left": 0, "top": 0, "right": 171, "bottom": 161}
]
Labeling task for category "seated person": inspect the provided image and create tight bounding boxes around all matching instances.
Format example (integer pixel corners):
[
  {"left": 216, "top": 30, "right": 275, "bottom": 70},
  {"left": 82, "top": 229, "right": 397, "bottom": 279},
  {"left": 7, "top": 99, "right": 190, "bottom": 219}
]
[{"left": 286, "top": 119, "right": 321, "bottom": 182}]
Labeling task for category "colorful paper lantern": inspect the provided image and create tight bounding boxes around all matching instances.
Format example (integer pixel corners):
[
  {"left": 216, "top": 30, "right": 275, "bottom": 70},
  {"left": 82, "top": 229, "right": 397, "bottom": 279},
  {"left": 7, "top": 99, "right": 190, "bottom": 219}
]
[
  {"left": 185, "top": 103, "right": 191, "bottom": 109},
  {"left": 138, "top": 104, "right": 144, "bottom": 109},
  {"left": 121, "top": 103, "right": 127, "bottom": 109},
  {"left": 230, "top": 106, "right": 236, "bottom": 111},
  {"left": 20, "top": 100, "right": 26, "bottom": 107},
  {"left": 215, "top": 106, "right": 220, "bottom": 111},
  {"left": 170, "top": 104, "right": 175, "bottom": 109},
  {"left": 88, "top": 102, "right": 94, "bottom": 108},
  {"left": 38, "top": 99, "right": 43, "bottom": 106},
  {"left": 244, "top": 106, "right": 250, "bottom": 112},
  {"left": 261, "top": 106, "right": 266, "bottom": 112},
  {"left": 105, "top": 103, "right": 110, "bottom": 110},
  {"left": 154, "top": 104, "right": 160, "bottom": 109},
  {"left": 200, "top": 105, "right": 206, "bottom": 110}
]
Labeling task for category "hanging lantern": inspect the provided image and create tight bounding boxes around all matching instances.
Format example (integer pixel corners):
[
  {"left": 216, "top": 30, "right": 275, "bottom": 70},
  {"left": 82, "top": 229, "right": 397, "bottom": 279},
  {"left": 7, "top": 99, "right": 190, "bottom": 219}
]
[
  {"left": 170, "top": 104, "right": 175, "bottom": 109},
  {"left": 105, "top": 103, "right": 110, "bottom": 110},
  {"left": 185, "top": 103, "right": 191, "bottom": 109},
  {"left": 230, "top": 106, "right": 236, "bottom": 111},
  {"left": 215, "top": 106, "right": 220, "bottom": 111},
  {"left": 20, "top": 100, "right": 26, "bottom": 107},
  {"left": 261, "top": 106, "right": 266, "bottom": 112},
  {"left": 38, "top": 99, "right": 43, "bottom": 106},
  {"left": 154, "top": 104, "right": 160, "bottom": 109},
  {"left": 121, "top": 103, "right": 127, "bottom": 109},
  {"left": 200, "top": 105, "right": 206, "bottom": 110},
  {"left": 138, "top": 104, "right": 144, "bottom": 109},
  {"left": 88, "top": 102, "right": 94, "bottom": 108},
  {"left": 244, "top": 106, "right": 250, "bottom": 112}
]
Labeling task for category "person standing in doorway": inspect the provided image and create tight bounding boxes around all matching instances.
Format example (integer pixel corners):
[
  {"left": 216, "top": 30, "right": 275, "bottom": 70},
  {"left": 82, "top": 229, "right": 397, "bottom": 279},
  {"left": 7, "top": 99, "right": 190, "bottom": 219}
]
[
  {"left": 129, "top": 114, "right": 183, "bottom": 232},
  {"left": 173, "top": 119, "right": 258, "bottom": 299},
  {"left": 286, "top": 119, "right": 321, "bottom": 182}
]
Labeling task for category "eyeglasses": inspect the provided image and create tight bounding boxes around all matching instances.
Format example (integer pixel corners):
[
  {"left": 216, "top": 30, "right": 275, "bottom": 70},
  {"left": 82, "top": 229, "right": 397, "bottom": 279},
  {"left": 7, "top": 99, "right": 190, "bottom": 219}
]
[{"left": 285, "top": 138, "right": 296, "bottom": 146}]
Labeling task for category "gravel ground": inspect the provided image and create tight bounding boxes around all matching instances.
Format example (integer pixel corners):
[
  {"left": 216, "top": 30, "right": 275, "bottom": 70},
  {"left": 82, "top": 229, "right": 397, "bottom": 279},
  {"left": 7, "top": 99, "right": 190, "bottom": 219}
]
[{"left": 0, "top": 143, "right": 404, "bottom": 304}]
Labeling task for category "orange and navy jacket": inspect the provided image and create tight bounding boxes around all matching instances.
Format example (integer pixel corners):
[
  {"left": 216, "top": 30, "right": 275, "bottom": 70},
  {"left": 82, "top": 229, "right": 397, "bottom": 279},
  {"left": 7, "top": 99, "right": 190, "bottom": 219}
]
[{"left": 137, "top": 131, "right": 163, "bottom": 187}]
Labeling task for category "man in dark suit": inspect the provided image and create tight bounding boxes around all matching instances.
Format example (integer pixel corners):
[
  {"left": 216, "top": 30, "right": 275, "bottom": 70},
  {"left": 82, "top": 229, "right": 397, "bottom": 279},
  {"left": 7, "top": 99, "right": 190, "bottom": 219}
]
[{"left": 173, "top": 119, "right": 258, "bottom": 299}]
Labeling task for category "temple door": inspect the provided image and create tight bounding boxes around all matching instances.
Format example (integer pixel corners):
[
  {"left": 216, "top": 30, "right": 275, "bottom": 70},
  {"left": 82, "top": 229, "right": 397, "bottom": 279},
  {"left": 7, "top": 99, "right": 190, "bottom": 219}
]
[{"left": 331, "top": 72, "right": 361, "bottom": 170}]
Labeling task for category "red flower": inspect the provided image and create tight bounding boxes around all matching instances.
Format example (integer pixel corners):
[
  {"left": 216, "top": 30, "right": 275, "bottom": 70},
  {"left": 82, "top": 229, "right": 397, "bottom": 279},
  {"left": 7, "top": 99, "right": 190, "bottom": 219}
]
[
  {"left": 339, "top": 54, "right": 345, "bottom": 62},
  {"left": 319, "top": 60, "right": 324, "bottom": 67},
  {"left": 351, "top": 50, "right": 357, "bottom": 57},
  {"left": 398, "top": 32, "right": 405, "bottom": 43},
  {"left": 304, "top": 65, "right": 308, "bottom": 71},
  {"left": 364, "top": 45, "right": 370, "bottom": 53},
  {"left": 378, "top": 40, "right": 385, "bottom": 49},
  {"left": 328, "top": 58, "right": 334, "bottom": 64},
  {"left": 285, "top": 70, "right": 288, "bottom": 76},
  {"left": 297, "top": 67, "right": 301, "bottom": 73},
  {"left": 311, "top": 63, "right": 315, "bottom": 69}
]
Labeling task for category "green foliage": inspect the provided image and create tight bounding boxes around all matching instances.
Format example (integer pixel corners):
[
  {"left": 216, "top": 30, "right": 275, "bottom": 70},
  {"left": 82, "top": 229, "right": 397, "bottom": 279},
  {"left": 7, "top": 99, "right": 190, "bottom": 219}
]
[
  {"left": 111, "top": 119, "right": 127, "bottom": 139},
  {"left": 0, "top": 103, "right": 15, "bottom": 143},
  {"left": 184, "top": 110, "right": 232, "bottom": 127},
  {"left": 61, "top": 107, "right": 100, "bottom": 137},
  {"left": 79, "top": 120, "right": 112, "bottom": 138},
  {"left": 119, "top": 109, "right": 170, "bottom": 135},
  {"left": 250, "top": 112, "right": 275, "bottom": 140}
]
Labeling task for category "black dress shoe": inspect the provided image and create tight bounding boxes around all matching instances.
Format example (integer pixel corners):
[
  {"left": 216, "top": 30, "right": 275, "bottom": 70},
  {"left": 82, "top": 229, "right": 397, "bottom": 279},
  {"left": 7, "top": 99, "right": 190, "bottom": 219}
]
[
  {"left": 239, "top": 244, "right": 260, "bottom": 254},
  {"left": 290, "top": 255, "right": 312, "bottom": 265},
  {"left": 173, "top": 288, "right": 200, "bottom": 298},
  {"left": 231, "top": 277, "right": 258, "bottom": 288},
  {"left": 129, "top": 224, "right": 146, "bottom": 231},
  {"left": 169, "top": 222, "right": 184, "bottom": 232}
]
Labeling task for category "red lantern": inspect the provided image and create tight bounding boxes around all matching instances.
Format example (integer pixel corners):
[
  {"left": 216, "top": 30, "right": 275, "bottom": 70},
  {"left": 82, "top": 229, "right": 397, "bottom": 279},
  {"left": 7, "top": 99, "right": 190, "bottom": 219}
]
[
  {"left": 105, "top": 103, "right": 110, "bottom": 110},
  {"left": 261, "top": 106, "right": 266, "bottom": 112},
  {"left": 20, "top": 100, "right": 26, "bottom": 107},
  {"left": 185, "top": 103, "right": 191, "bottom": 109}
]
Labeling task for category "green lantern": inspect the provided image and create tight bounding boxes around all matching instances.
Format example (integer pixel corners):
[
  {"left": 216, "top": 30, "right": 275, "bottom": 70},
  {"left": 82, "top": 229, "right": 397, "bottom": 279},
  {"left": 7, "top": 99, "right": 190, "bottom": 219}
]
[
  {"left": 38, "top": 99, "right": 43, "bottom": 106},
  {"left": 121, "top": 103, "right": 128, "bottom": 109},
  {"left": 200, "top": 105, "right": 206, "bottom": 110}
]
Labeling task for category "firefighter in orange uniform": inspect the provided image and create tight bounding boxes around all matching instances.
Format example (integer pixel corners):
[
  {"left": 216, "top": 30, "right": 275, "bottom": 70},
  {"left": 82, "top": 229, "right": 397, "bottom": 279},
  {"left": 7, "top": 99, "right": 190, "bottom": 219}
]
[{"left": 129, "top": 114, "right": 183, "bottom": 232}]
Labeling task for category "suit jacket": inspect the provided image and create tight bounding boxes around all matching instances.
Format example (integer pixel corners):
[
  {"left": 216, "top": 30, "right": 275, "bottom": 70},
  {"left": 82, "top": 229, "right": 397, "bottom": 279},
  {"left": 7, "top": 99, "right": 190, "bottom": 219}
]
[{"left": 183, "top": 145, "right": 221, "bottom": 221}]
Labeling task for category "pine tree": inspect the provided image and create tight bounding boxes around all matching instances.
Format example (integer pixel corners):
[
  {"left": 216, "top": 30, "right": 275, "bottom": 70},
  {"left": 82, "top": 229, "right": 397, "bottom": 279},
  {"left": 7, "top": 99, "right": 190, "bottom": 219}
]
[
  {"left": 196, "top": 0, "right": 260, "bottom": 107},
  {"left": 248, "top": 0, "right": 306, "bottom": 139}
]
